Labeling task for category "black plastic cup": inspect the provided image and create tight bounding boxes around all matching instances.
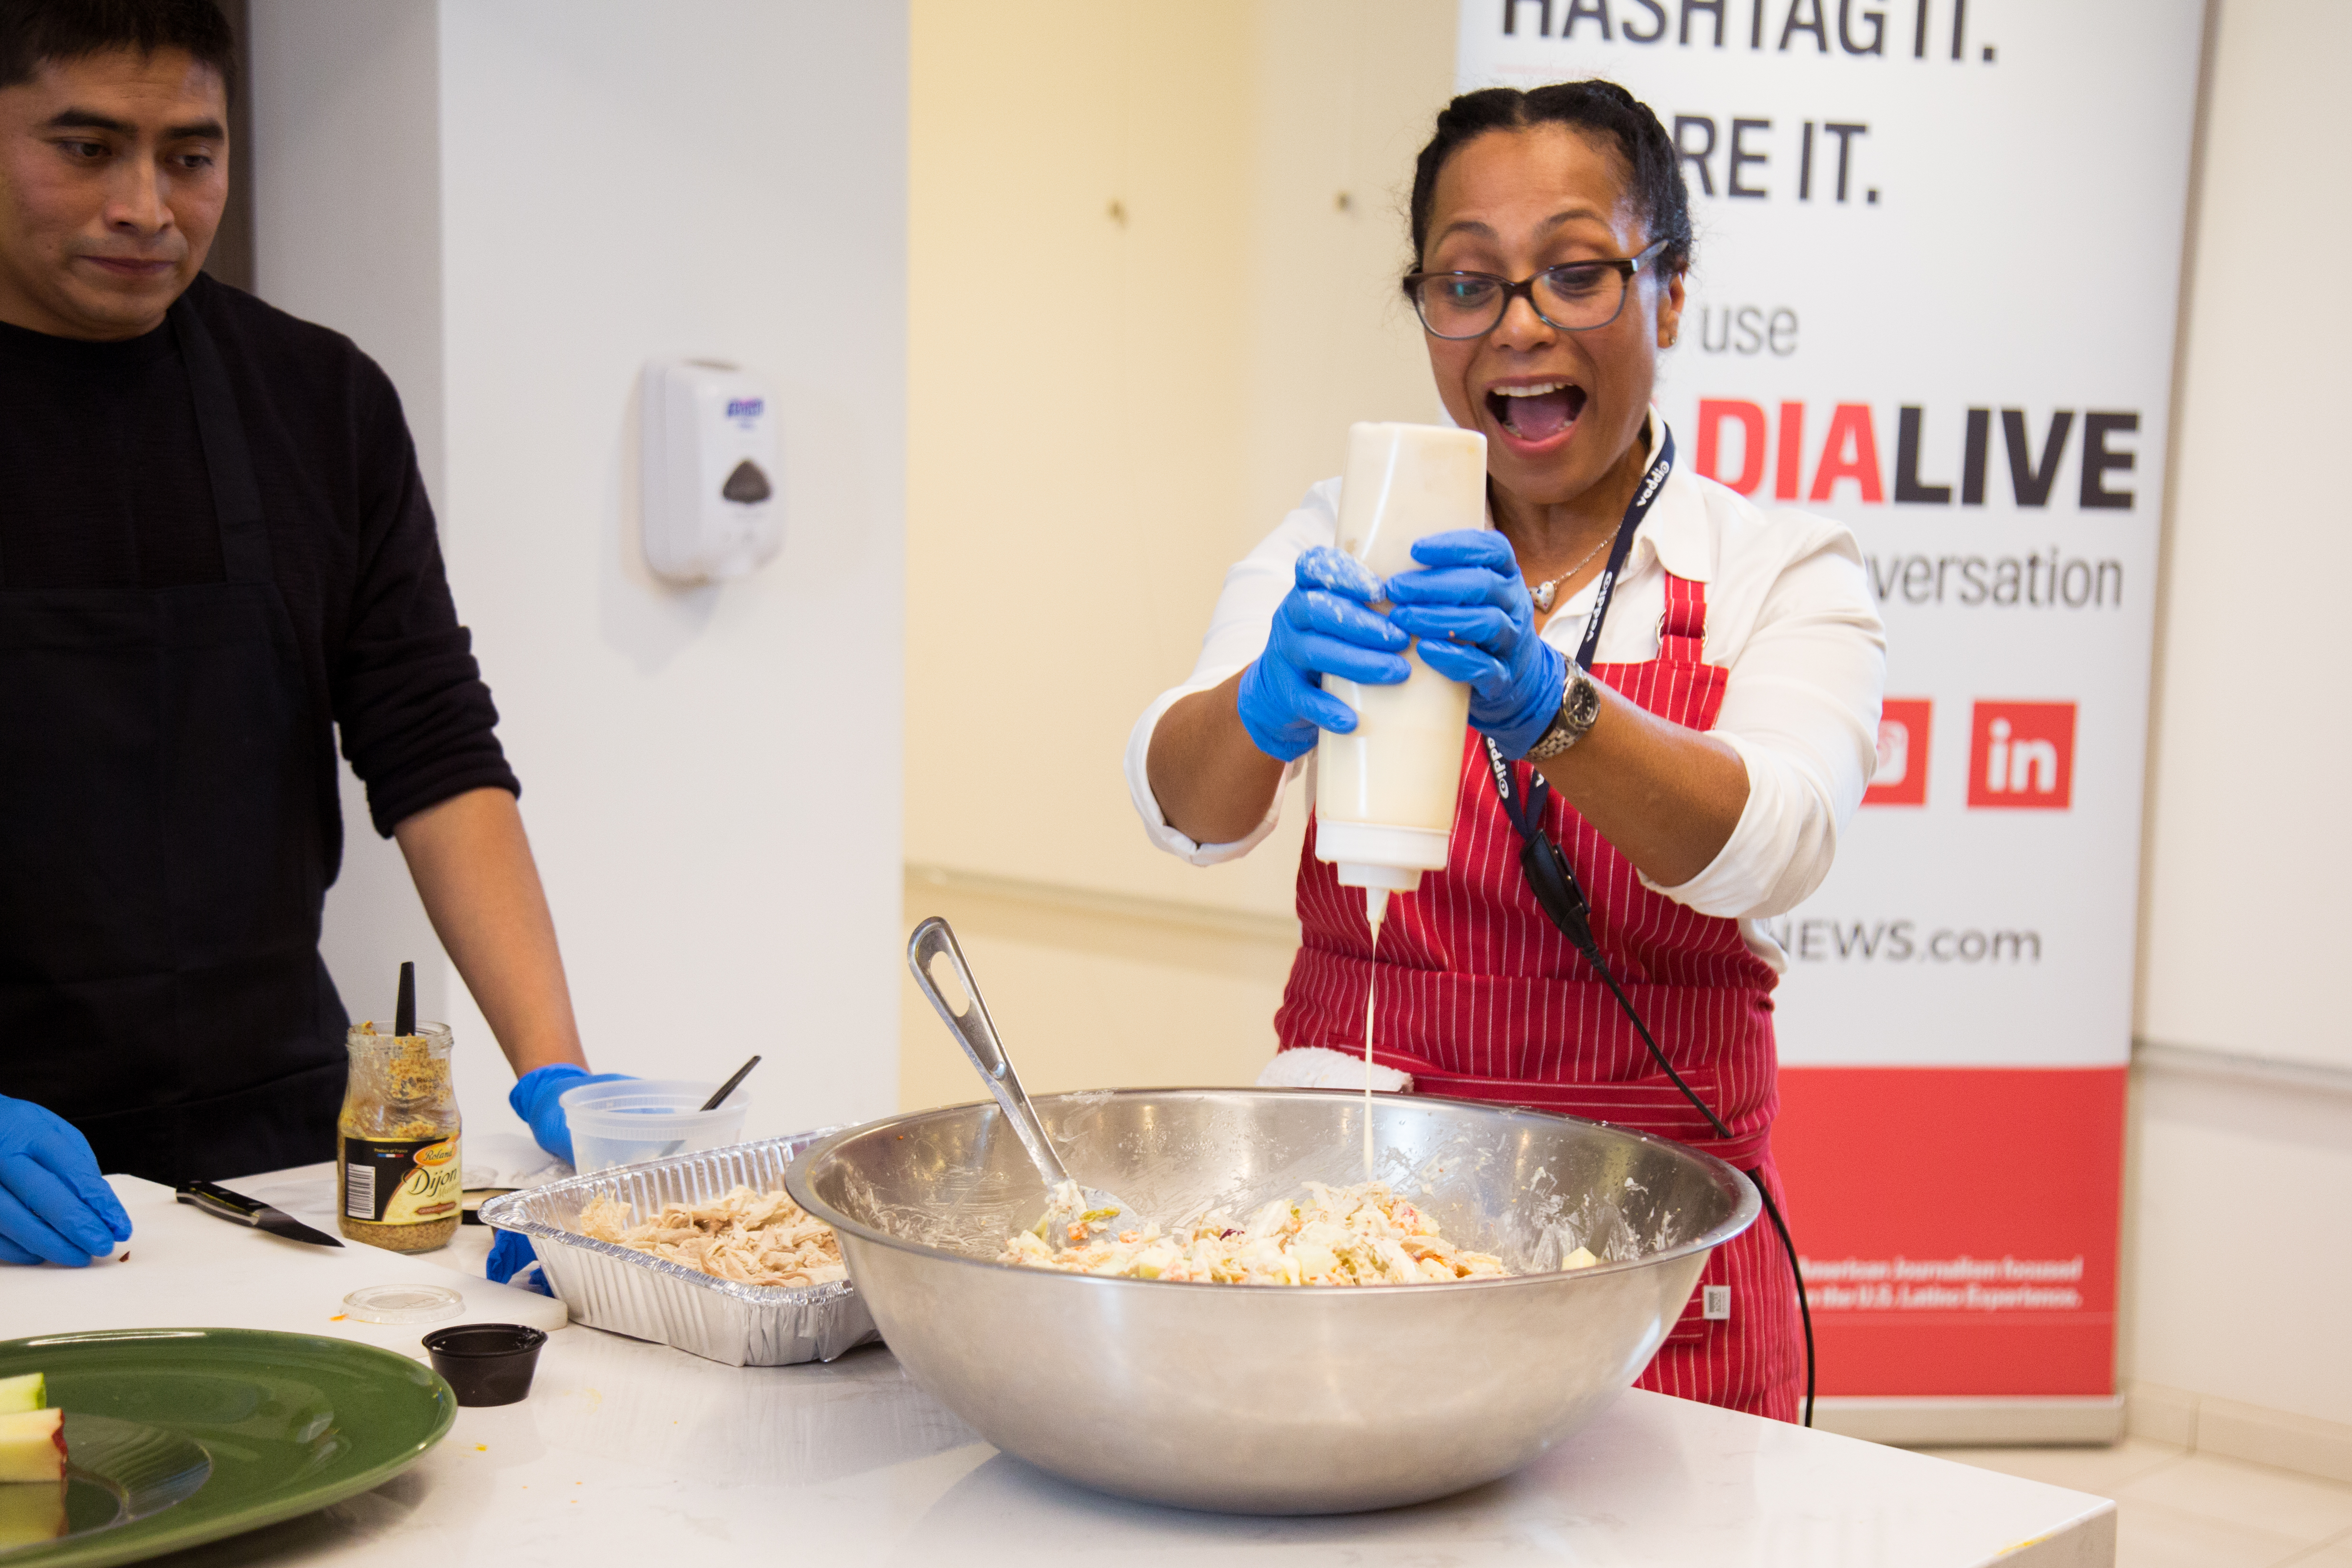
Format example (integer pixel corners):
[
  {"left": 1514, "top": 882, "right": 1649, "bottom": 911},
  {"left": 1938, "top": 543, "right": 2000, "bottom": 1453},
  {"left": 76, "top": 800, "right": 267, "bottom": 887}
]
[{"left": 421, "top": 1324, "right": 548, "bottom": 1406}]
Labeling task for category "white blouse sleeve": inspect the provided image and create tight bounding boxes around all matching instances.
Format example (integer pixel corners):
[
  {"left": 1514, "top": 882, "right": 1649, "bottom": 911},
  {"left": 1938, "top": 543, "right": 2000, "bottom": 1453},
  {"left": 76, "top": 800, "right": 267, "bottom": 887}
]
[
  {"left": 1123, "top": 482, "right": 1339, "bottom": 865},
  {"left": 1646, "top": 527, "right": 1887, "bottom": 919}
]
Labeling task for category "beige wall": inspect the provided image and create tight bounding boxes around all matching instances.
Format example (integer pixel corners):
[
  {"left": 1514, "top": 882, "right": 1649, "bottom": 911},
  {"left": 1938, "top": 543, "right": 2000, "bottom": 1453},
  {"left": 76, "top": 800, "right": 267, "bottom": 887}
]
[
  {"left": 2119, "top": 0, "right": 2352, "bottom": 1431},
  {"left": 2136, "top": 0, "right": 2352, "bottom": 1078},
  {"left": 901, "top": 0, "right": 1455, "bottom": 1112}
]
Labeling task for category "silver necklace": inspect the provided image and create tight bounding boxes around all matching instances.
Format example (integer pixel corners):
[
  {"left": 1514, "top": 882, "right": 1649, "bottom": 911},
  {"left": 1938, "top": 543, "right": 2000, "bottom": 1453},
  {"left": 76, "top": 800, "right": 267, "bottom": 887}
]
[{"left": 1527, "top": 531, "right": 1612, "bottom": 612}]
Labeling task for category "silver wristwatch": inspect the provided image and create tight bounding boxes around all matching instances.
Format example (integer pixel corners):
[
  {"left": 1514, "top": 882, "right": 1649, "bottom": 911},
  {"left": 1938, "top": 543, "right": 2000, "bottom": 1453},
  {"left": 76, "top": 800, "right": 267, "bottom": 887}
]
[{"left": 1523, "top": 667, "right": 1603, "bottom": 762}]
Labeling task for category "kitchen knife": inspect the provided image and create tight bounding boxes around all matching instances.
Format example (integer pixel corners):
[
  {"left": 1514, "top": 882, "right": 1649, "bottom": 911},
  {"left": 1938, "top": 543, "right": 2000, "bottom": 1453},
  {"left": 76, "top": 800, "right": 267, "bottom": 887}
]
[{"left": 174, "top": 1180, "right": 345, "bottom": 1248}]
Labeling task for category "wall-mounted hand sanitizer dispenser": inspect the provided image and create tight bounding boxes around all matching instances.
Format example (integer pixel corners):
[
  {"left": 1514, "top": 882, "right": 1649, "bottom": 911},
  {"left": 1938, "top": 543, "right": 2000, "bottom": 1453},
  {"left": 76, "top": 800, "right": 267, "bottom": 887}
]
[{"left": 639, "top": 358, "right": 783, "bottom": 584}]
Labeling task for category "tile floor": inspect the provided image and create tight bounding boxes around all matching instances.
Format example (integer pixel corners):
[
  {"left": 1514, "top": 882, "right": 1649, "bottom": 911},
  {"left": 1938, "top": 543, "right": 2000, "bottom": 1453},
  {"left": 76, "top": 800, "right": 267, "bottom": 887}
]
[{"left": 1916, "top": 1440, "right": 2352, "bottom": 1566}]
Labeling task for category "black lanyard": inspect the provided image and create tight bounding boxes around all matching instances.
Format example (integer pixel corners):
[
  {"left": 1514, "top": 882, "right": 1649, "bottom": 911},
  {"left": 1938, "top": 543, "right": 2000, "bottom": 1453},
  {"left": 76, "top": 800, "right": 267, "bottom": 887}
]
[
  {"left": 1483, "top": 425, "right": 1675, "bottom": 837},
  {"left": 1463, "top": 426, "right": 1812, "bottom": 1429}
]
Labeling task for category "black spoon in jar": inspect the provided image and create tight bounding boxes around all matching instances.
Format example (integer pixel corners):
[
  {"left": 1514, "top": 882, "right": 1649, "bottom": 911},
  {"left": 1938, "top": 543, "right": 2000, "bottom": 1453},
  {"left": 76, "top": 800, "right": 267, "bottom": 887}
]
[
  {"left": 395, "top": 959, "right": 416, "bottom": 1036},
  {"left": 651, "top": 1055, "right": 761, "bottom": 1158}
]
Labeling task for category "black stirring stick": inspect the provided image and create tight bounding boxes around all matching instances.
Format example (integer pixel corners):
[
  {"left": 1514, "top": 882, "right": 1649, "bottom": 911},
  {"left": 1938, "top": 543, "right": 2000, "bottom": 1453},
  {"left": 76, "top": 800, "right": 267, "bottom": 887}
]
[
  {"left": 701, "top": 1055, "right": 761, "bottom": 1111},
  {"left": 394, "top": 960, "right": 416, "bottom": 1036}
]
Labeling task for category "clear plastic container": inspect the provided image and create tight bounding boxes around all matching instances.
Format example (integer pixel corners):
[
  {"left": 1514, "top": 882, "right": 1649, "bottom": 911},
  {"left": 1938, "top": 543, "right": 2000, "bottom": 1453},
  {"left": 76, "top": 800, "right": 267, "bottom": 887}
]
[
  {"left": 342, "top": 1284, "right": 465, "bottom": 1325},
  {"left": 561, "top": 1079, "right": 750, "bottom": 1173}
]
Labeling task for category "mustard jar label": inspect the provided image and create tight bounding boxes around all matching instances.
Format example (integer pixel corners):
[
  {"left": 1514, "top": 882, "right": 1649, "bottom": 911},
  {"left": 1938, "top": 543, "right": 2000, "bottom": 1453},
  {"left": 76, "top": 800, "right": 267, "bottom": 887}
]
[{"left": 341, "top": 1134, "right": 462, "bottom": 1226}]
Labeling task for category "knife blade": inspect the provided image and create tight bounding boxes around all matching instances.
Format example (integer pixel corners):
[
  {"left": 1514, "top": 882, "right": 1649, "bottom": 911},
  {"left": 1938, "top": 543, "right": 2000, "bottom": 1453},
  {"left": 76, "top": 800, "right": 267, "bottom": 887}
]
[{"left": 175, "top": 1180, "right": 344, "bottom": 1248}]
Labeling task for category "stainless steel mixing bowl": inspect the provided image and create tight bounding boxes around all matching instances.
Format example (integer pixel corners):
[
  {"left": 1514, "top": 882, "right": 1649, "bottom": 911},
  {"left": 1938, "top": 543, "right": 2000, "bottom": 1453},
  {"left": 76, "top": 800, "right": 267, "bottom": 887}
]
[{"left": 785, "top": 1087, "right": 1758, "bottom": 1514}]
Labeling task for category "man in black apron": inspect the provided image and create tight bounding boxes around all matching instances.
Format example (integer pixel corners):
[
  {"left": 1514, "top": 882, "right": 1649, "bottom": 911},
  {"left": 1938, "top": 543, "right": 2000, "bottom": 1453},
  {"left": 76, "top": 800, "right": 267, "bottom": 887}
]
[{"left": 0, "top": 1, "right": 602, "bottom": 1267}]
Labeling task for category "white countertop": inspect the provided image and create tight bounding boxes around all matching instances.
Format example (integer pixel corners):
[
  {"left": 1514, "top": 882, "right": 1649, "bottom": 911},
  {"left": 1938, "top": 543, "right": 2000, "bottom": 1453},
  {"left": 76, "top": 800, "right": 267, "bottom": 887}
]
[{"left": 0, "top": 1171, "right": 2116, "bottom": 1567}]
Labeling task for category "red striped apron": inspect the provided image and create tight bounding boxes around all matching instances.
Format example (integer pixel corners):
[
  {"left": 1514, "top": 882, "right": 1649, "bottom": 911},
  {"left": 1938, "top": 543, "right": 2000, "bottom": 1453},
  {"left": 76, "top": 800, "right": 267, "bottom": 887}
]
[{"left": 1274, "top": 571, "right": 1801, "bottom": 1421}]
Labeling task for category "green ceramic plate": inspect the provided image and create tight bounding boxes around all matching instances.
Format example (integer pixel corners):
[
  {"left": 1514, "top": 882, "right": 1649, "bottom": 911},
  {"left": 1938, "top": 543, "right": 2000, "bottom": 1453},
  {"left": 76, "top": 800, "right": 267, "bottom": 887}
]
[
  {"left": 0, "top": 1329, "right": 455, "bottom": 1568},
  {"left": 0, "top": 1413, "right": 213, "bottom": 1556}
]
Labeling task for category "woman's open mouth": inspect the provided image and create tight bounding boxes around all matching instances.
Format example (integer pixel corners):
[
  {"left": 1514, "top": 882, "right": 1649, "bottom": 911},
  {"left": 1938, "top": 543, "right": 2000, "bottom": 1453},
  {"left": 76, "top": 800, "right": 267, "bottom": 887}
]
[{"left": 1486, "top": 380, "right": 1587, "bottom": 446}]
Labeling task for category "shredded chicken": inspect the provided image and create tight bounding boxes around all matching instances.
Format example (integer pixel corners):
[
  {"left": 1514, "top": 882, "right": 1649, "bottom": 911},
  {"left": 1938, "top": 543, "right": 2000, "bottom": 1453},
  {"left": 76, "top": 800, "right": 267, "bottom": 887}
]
[
  {"left": 998, "top": 1179, "right": 1592, "bottom": 1286},
  {"left": 578, "top": 1184, "right": 847, "bottom": 1288}
]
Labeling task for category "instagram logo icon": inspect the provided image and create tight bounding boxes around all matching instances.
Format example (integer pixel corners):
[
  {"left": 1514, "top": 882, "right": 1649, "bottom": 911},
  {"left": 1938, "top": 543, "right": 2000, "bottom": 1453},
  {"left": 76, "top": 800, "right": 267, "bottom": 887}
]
[{"left": 1864, "top": 699, "right": 1932, "bottom": 807}]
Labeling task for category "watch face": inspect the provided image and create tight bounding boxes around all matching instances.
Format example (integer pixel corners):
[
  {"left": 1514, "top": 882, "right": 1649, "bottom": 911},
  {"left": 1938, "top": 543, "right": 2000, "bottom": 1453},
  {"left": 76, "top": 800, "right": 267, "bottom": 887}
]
[{"left": 1568, "top": 676, "right": 1602, "bottom": 727}]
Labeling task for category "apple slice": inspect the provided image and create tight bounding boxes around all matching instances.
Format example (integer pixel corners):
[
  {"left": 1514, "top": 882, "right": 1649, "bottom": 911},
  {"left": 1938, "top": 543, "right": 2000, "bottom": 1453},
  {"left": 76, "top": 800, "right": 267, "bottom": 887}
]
[
  {"left": 0, "top": 1408, "right": 65, "bottom": 1483},
  {"left": 0, "top": 1475, "right": 66, "bottom": 1546},
  {"left": 0, "top": 1374, "right": 43, "bottom": 1415}
]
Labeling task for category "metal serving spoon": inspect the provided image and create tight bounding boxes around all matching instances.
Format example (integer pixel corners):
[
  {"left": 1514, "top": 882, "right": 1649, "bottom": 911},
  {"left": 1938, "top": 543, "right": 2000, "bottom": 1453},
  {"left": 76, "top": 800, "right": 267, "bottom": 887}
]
[{"left": 906, "top": 916, "right": 1140, "bottom": 1250}]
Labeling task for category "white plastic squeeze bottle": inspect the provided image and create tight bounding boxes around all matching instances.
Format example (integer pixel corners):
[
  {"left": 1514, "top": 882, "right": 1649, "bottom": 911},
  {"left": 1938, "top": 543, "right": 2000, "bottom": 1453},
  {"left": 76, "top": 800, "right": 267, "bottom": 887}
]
[
  {"left": 1315, "top": 421, "right": 1489, "bottom": 904},
  {"left": 1314, "top": 422, "right": 1487, "bottom": 1176}
]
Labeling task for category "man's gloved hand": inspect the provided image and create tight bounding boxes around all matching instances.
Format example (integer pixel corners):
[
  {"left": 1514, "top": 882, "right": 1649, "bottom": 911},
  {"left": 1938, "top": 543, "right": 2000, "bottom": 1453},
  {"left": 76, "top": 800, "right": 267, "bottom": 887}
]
[
  {"left": 509, "top": 1065, "right": 635, "bottom": 1167},
  {"left": 485, "top": 1228, "right": 550, "bottom": 1294},
  {"left": 1235, "top": 547, "right": 1411, "bottom": 762},
  {"left": 0, "top": 1094, "right": 133, "bottom": 1267},
  {"left": 1385, "top": 530, "right": 1569, "bottom": 758}
]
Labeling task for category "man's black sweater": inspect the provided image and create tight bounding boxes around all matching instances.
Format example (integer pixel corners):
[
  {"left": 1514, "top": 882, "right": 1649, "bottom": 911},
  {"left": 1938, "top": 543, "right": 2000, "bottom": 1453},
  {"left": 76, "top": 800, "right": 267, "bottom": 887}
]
[{"left": 0, "top": 272, "right": 518, "bottom": 873}]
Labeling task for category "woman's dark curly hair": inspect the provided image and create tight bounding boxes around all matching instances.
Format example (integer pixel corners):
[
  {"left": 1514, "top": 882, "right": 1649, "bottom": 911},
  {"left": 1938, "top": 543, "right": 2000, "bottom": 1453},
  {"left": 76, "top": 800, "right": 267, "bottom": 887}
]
[{"left": 1405, "top": 80, "right": 1693, "bottom": 289}]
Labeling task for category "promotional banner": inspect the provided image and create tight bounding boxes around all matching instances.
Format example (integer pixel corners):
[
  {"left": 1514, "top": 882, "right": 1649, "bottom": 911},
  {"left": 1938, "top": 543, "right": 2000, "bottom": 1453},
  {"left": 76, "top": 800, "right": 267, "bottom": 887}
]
[{"left": 1457, "top": 2, "right": 2201, "bottom": 1409}]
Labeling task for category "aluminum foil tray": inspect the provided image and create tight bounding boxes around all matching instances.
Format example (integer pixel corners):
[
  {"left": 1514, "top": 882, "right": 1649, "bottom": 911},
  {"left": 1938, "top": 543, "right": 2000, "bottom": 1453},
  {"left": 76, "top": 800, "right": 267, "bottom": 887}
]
[{"left": 478, "top": 1130, "right": 877, "bottom": 1367}]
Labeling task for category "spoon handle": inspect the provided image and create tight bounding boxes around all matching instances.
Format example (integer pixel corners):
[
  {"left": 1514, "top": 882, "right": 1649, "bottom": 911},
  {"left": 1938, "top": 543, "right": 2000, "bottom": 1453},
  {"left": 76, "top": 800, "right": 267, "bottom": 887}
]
[{"left": 907, "top": 917, "right": 1073, "bottom": 1188}]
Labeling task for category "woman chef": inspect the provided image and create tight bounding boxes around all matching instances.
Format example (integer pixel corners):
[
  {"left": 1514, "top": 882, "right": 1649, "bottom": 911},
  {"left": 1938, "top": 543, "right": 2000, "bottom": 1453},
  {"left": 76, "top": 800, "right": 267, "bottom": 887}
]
[{"left": 1131, "top": 81, "right": 1884, "bottom": 1422}]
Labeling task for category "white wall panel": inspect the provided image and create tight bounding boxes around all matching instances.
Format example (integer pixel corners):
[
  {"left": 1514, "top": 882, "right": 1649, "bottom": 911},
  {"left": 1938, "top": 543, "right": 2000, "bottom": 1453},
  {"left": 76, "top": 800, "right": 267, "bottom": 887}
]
[{"left": 256, "top": 1, "right": 907, "bottom": 1142}]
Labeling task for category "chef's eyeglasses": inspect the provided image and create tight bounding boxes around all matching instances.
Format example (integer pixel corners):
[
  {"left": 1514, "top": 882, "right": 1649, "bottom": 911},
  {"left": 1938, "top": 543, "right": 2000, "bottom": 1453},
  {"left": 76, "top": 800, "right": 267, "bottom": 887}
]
[{"left": 1403, "top": 239, "right": 1670, "bottom": 339}]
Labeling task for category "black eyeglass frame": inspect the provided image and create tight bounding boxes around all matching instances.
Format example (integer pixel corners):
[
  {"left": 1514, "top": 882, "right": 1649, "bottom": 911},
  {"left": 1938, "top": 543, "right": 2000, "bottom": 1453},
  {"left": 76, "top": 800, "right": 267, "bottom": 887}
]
[{"left": 1402, "top": 238, "right": 1673, "bottom": 339}]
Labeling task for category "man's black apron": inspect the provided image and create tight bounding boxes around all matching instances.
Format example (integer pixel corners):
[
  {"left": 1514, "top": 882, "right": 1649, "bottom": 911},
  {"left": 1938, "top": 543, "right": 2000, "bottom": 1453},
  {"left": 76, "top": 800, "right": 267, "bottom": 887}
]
[{"left": 0, "top": 298, "right": 346, "bottom": 1182}]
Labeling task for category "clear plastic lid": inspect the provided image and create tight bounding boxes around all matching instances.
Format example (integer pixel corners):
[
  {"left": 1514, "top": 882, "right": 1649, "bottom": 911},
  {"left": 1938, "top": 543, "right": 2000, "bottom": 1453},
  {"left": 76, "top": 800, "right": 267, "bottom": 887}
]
[{"left": 343, "top": 1283, "right": 466, "bottom": 1325}]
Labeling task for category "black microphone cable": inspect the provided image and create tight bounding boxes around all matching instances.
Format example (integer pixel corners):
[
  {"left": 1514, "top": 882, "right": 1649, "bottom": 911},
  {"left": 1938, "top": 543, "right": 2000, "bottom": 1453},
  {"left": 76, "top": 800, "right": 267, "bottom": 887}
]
[
  {"left": 1461, "top": 416, "right": 1814, "bottom": 1423},
  {"left": 1512, "top": 823, "right": 1818, "bottom": 1429}
]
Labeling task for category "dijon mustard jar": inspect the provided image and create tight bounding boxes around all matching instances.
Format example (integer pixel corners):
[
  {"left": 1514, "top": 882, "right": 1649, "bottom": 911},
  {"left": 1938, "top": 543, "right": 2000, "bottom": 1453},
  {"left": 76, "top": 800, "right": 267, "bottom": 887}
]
[{"left": 338, "top": 1018, "right": 462, "bottom": 1252}]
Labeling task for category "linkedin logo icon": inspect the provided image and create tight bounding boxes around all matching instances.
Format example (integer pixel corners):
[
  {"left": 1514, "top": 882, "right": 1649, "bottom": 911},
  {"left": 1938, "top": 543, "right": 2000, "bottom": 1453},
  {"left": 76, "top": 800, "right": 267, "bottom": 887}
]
[{"left": 1968, "top": 702, "right": 2076, "bottom": 810}]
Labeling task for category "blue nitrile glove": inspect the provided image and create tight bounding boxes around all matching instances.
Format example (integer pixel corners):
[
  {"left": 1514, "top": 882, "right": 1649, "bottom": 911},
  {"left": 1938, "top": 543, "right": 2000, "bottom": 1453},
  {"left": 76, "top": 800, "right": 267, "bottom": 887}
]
[
  {"left": 509, "top": 1064, "right": 635, "bottom": 1167},
  {"left": 1385, "top": 530, "right": 1569, "bottom": 758},
  {"left": 1234, "top": 547, "right": 1412, "bottom": 762},
  {"left": 485, "top": 1228, "right": 550, "bottom": 1294},
  {"left": 0, "top": 1094, "right": 134, "bottom": 1267}
]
